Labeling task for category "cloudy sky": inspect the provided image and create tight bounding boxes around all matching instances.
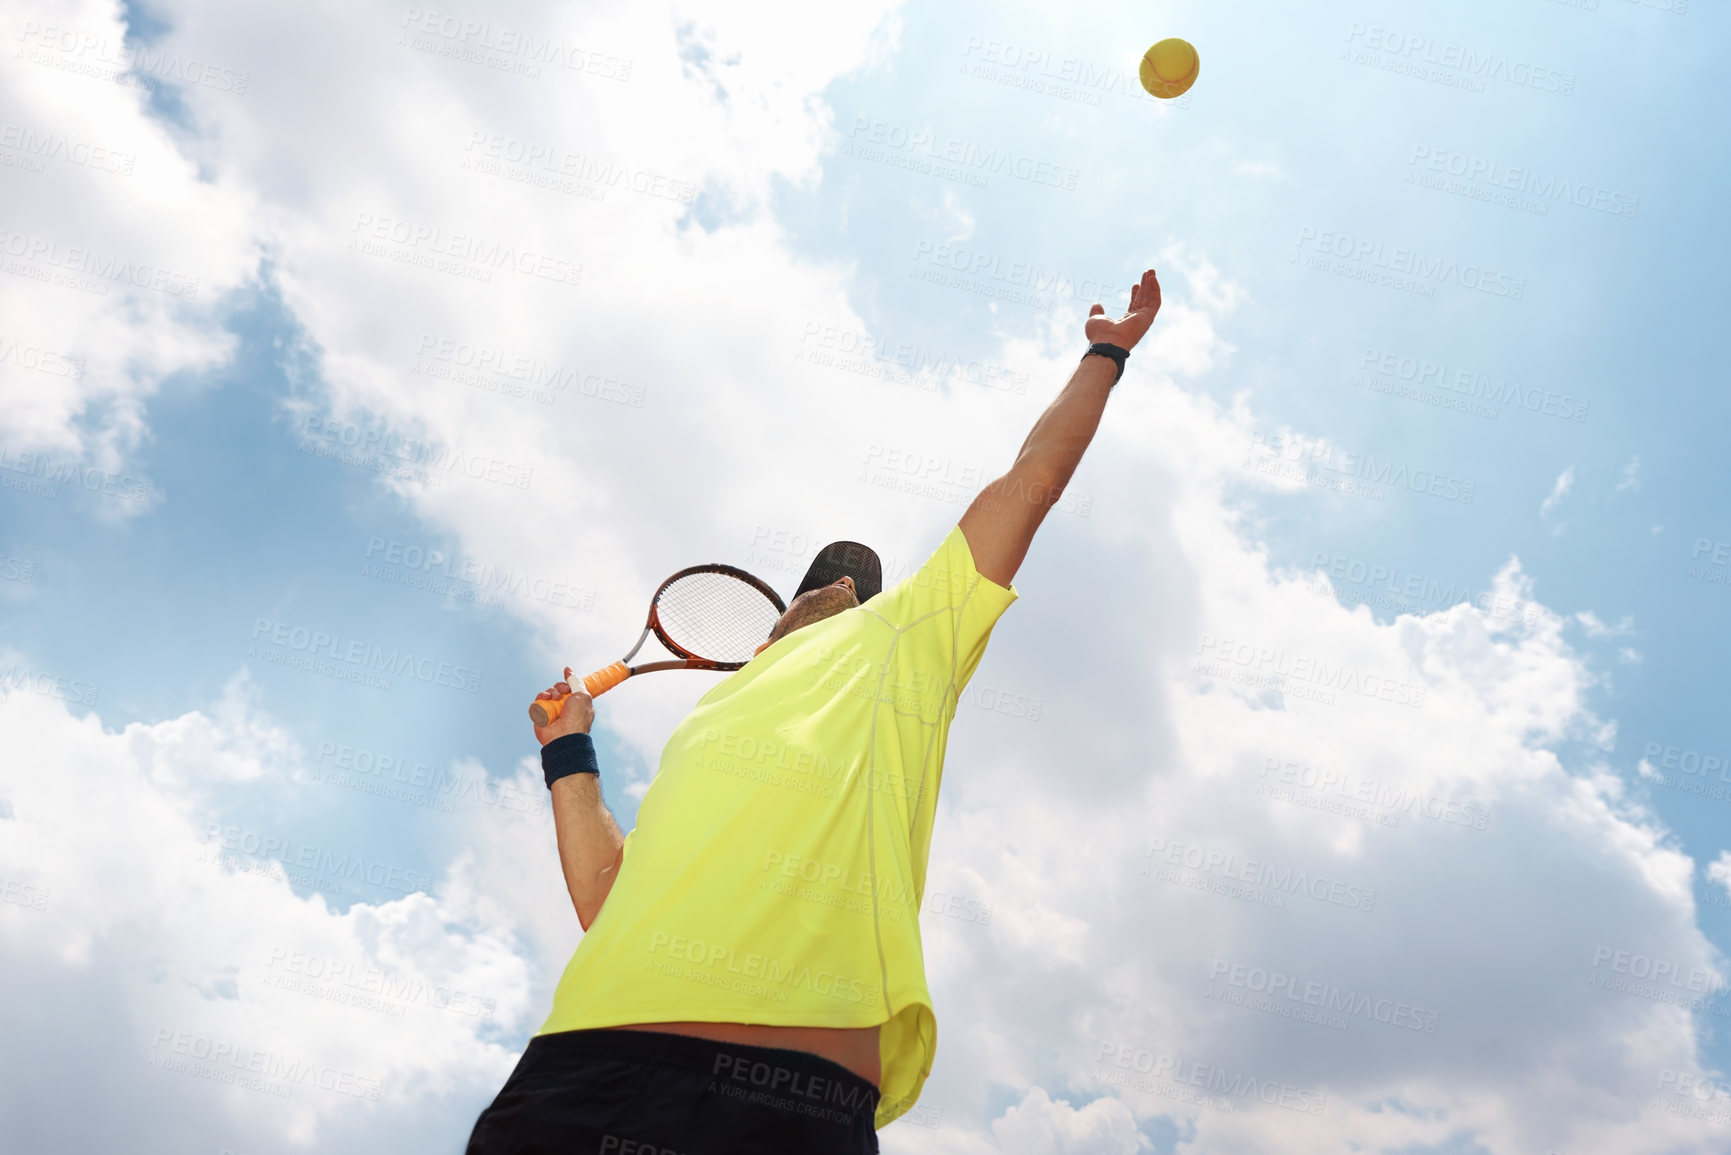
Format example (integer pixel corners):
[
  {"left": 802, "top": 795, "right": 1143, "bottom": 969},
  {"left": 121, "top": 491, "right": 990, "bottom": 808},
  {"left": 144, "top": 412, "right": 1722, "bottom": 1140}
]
[{"left": 2, "top": 0, "right": 1728, "bottom": 1151}]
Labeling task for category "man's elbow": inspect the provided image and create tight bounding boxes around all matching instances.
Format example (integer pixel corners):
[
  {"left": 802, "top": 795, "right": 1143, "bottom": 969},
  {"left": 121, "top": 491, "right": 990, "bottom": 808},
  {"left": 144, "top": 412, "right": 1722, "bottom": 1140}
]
[
  {"left": 574, "top": 849, "right": 624, "bottom": 931},
  {"left": 574, "top": 887, "right": 609, "bottom": 931}
]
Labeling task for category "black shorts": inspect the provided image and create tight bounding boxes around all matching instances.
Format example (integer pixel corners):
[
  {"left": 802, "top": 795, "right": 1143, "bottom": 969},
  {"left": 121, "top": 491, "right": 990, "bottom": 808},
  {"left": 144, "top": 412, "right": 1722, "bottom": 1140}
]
[{"left": 465, "top": 1028, "right": 881, "bottom": 1155}]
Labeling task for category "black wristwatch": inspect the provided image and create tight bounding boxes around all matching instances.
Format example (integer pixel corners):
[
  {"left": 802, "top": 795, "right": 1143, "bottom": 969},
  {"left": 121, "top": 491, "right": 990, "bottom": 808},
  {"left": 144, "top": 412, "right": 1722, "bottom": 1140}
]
[{"left": 1084, "top": 342, "right": 1129, "bottom": 384}]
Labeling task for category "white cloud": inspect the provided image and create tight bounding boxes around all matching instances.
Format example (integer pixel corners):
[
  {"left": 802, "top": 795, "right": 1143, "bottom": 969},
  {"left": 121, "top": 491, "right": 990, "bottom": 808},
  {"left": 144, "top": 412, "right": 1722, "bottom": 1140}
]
[
  {"left": 942, "top": 186, "right": 978, "bottom": 242},
  {"left": 1616, "top": 455, "right": 1642, "bottom": 495},
  {"left": 1706, "top": 853, "right": 1731, "bottom": 898},
  {"left": 0, "top": 0, "right": 259, "bottom": 487},
  {"left": 0, "top": 675, "right": 565, "bottom": 1150},
  {"left": 17, "top": 0, "right": 904, "bottom": 764},
  {"left": 6, "top": 2, "right": 1731, "bottom": 1153},
  {"left": 1576, "top": 611, "right": 1635, "bottom": 639},
  {"left": 989, "top": 1088, "right": 1146, "bottom": 1154},
  {"left": 896, "top": 334, "right": 1720, "bottom": 1153},
  {"left": 1540, "top": 466, "right": 1575, "bottom": 519}
]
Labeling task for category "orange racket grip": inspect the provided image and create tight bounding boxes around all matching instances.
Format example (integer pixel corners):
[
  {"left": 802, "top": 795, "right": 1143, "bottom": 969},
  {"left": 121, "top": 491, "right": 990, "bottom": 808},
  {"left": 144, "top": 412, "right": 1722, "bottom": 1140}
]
[
  {"left": 582, "top": 662, "right": 630, "bottom": 697},
  {"left": 528, "top": 662, "right": 630, "bottom": 727}
]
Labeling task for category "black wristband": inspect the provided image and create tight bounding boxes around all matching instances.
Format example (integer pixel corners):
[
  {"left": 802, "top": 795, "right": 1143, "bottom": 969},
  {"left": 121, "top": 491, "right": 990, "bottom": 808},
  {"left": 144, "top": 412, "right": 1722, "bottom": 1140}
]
[
  {"left": 542, "top": 732, "right": 600, "bottom": 789},
  {"left": 1084, "top": 342, "right": 1129, "bottom": 384}
]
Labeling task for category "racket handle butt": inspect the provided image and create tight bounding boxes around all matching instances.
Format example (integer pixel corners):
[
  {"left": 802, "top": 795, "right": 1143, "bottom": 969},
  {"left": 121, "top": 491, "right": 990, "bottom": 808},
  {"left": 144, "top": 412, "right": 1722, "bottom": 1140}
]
[
  {"left": 582, "top": 662, "right": 630, "bottom": 697},
  {"left": 529, "top": 697, "right": 562, "bottom": 727}
]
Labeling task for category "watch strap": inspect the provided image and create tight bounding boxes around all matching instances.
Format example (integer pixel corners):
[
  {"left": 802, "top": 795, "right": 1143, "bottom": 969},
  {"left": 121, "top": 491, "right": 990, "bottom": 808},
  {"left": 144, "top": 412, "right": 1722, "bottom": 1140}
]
[{"left": 1084, "top": 342, "right": 1129, "bottom": 384}]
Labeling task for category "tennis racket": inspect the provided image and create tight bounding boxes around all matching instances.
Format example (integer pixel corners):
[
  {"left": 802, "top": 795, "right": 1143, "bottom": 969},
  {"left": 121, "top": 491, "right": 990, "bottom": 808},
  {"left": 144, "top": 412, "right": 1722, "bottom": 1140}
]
[{"left": 529, "top": 563, "right": 787, "bottom": 726}]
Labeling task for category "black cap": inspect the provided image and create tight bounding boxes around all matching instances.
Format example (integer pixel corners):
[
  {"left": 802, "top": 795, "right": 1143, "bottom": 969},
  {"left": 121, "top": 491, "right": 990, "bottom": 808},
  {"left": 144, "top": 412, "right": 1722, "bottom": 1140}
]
[{"left": 794, "top": 540, "right": 882, "bottom": 605}]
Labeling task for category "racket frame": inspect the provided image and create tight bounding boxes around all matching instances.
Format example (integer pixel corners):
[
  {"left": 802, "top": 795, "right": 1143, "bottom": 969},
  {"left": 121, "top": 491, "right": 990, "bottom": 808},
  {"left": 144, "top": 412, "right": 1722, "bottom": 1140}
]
[
  {"left": 532, "top": 563, "right": 788, "bottom": 726},
  {"left": 638, "top": 562, "right": 788, "bottom": 671}
]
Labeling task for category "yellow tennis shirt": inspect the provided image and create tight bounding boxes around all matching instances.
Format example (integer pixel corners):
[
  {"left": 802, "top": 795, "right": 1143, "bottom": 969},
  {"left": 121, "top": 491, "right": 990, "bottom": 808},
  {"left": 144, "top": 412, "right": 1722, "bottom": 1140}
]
[{"left": 536, "top": 524, "right": 1018, "bottom": 1127}]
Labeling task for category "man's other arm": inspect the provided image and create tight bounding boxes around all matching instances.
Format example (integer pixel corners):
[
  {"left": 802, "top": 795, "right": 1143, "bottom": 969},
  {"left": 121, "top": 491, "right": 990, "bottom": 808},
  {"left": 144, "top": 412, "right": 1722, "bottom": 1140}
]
[
  {"left": 960, "top": 268, "right": 1162, "bottom": 587},
  {"left": 534, "top": 677, "right": 626, "bottom": 930},
  {"left": 552, "top": 774, "right": 625, "bottom": 930}
]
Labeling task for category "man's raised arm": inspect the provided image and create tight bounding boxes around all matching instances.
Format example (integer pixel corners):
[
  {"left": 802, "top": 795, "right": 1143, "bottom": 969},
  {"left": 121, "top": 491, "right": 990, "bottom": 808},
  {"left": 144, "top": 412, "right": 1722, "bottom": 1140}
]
[
  {"left": 959, "top": 268, "right": 1163, "bottom": 587},
  {"left": 533, "top": 676, "right": 626, "bottom": 930}
]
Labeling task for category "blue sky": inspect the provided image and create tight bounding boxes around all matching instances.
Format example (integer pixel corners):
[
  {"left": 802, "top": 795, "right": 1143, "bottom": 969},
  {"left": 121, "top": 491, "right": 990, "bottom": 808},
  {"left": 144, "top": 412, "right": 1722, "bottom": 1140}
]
[
  {"left": 2, "top": 0, "right": 1728, "bottom": 1152},
  {"left": 786, "top": 0, "right": 1731, "bottom": 902}
]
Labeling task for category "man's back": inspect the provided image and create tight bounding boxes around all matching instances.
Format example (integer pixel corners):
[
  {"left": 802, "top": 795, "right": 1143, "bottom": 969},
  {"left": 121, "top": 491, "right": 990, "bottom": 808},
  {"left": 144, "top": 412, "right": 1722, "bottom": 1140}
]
[
  {"left": 468, "top": 266, "right": 1163, "bottom": 1154},
  {"left": 537, "top": 525, "right": 1019, "bottom": 1127}
]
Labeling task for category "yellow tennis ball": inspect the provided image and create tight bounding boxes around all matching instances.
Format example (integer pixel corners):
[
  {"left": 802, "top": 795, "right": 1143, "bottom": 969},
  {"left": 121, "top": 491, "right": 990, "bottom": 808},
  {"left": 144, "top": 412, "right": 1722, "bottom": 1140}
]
[{"left": 1139, "top": 38, "right": 1198, "bottom": 99}]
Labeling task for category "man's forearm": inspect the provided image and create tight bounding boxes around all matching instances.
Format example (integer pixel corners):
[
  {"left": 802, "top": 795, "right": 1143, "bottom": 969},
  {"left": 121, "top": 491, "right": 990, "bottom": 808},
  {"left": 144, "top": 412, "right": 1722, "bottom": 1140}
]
[
  {"left": 1005, "top": 352, "right": 1117, "bottom": 494},
  {"left": 960, "top": 270, "right": 1157, "bottom": 587},
  {"left": 551, "top": 773, "right": 625, "bottom": 930},
  {"left": 961, "top": 353, "right": 1117, "bottom": 586}
]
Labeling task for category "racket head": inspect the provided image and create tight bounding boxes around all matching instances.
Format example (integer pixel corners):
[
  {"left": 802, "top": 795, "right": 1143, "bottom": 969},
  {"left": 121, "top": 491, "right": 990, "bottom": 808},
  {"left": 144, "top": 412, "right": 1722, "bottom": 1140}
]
[{"left": 647, "top": 564, "right": 788, "bottom": 668}]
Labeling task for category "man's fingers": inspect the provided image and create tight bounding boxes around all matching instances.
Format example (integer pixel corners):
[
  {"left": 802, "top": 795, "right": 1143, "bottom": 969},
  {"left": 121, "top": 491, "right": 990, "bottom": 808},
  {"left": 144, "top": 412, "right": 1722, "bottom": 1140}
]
[
  {"left": 1088, "top": 303, "right": 1105, "bottom": 316},
  {"left": 554, "top": 681, "right": 572, "bottom": 695}
]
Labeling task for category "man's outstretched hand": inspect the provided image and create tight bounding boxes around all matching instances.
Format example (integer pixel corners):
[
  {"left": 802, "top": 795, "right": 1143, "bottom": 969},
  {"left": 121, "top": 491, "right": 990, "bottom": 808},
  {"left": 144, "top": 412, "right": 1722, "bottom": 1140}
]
[{"left": 1085, "top": 268, "right": 1162, "bottom": 352}]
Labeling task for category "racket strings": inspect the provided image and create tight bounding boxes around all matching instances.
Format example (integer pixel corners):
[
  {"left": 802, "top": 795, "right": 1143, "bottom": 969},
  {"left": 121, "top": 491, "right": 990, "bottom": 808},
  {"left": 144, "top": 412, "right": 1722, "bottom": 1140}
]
[{"left": 656, "top": 571, "right": 784, "bottom": 663}]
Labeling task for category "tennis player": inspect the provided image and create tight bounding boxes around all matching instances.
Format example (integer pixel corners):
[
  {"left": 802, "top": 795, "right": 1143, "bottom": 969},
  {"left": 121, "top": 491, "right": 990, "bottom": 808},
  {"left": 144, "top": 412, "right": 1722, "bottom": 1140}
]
[{"left": 466, "top": 269, "right": 1164, "bottom": 1153}]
